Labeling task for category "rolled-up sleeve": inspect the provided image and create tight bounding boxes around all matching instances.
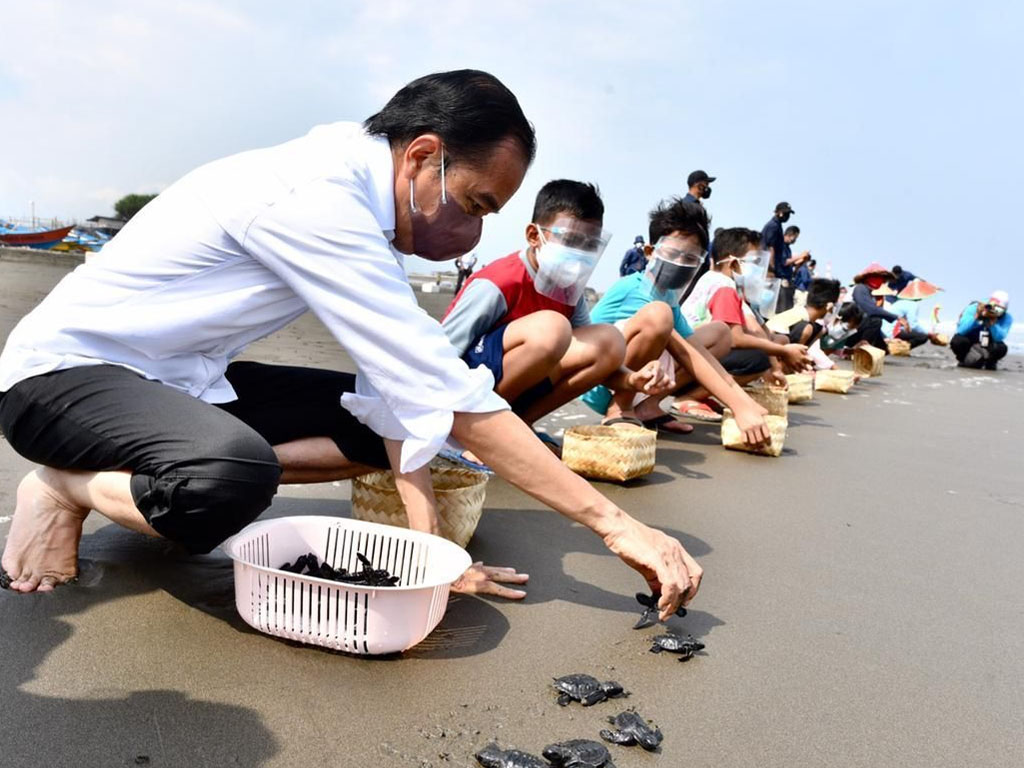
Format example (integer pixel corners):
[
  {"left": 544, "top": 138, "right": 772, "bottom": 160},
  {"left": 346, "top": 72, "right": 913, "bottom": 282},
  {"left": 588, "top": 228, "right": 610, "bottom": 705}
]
[{"left": 242, "top": 176, "right": 508, "bottom": 472}]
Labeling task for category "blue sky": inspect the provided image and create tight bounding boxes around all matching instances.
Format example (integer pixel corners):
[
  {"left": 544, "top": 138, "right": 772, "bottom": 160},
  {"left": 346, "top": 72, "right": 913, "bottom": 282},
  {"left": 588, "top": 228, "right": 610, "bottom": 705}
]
[{"left": 1, "top": 0, "right": 1021, "bottom": 319}]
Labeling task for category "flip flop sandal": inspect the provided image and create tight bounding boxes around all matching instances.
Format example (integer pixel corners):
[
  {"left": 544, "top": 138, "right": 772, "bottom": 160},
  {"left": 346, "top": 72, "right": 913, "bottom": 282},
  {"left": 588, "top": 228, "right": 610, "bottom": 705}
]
[
  {"left": 671, "top": 400, "right": 723, "bottom": 423},
  {"left": 437, "top": 447, "right": 494, "bottom": 475},
  {"left": 601, "top": 416, "right": 645, "bottom": 428},
  {"left": 642, "top": 413, "right": 695, "bottom": 434}
]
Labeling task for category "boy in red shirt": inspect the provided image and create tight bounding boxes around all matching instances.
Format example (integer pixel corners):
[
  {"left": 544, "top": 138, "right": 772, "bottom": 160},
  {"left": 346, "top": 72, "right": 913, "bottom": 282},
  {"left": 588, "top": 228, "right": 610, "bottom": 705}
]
[{"left": 441, "top": 180, "right": 672, "bottom": 464}]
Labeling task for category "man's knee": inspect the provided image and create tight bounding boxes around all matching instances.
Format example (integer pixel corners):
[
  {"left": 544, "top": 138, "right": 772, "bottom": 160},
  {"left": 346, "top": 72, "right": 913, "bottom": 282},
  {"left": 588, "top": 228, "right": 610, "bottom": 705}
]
[
  {"left": 577, "top": 323, "right": 627, "bottom": 373},
  {"left": 136, "top": 433, "right": 281, "bottom": 554}
]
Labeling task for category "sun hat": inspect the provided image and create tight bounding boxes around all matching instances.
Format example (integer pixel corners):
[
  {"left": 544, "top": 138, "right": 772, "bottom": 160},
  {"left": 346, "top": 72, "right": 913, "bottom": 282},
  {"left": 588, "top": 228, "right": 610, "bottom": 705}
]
[
  {"left": 897, "top": 279, "right": 943, "bottom": 300},
  {"left": 853, "top": 262, "right": 894, "bottom": 283},
  {"left": 989, "top": 290, "right": 1009, "bottom": 309}
]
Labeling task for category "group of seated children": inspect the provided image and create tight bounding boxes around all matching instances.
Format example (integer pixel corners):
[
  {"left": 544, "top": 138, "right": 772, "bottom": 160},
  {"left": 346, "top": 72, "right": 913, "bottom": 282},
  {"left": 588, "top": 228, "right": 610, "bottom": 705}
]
[{"left": 433, "top": 177, "right": 1014, "bottom": 478}]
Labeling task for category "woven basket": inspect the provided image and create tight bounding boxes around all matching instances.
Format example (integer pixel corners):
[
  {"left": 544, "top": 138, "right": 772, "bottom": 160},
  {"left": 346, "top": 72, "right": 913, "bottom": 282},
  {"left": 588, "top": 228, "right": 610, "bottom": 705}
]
[
  {"left": 721, "top": 409, "right": 787, "bottom": 457},
  {"left": 562, "top": 424, "right": 656, "bottom": 482},
  {"left": 932, "top": 333, "right": 949, "bottom": 347},
  {"left": 852, "top": 345, "right": 886, "bottom": 377},
  {"left": 351, "top": 464, "right": 488, "bottom": 548},
  {"left": 785, "top": 373, "right": 815, "bottom": 403},
  {"left": 815, "top": 368, "right": 857, "bottom": 393},
  {"left": 886, "top": 338, "right": 912, "bottom": 356},
  {"left": 743, "top": 384, "right": 789, "bottom": 418}
]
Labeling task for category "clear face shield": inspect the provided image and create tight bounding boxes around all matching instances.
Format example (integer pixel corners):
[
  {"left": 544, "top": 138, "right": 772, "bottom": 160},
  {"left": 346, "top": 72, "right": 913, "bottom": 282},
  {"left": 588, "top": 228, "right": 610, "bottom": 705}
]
[
  {"left": 645, "top": 235, "right": 706, "bottom": 304},
  {"left": 732, "top": 249, "right": 771, "bottom": 307},
  {"left": 532, "top": 216, "right": 611, "bottom": 305}
]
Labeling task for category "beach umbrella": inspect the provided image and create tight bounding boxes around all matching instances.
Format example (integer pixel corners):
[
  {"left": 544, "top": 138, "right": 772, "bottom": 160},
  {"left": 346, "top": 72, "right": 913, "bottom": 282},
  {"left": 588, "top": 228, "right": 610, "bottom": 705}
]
[
  {"left": 898, "top": 278, "right": 942, "bottom": 300},
  {"left": 853, "top": 261, "right": 894, "bottom": 283}
]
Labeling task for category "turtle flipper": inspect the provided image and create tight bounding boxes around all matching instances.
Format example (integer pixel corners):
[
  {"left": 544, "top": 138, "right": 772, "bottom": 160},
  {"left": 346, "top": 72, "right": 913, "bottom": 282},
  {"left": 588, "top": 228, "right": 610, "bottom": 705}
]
[
  {"left": 556, "top": 693, "right": 572, "bottom": 706},
  {"left": 599, "top": 728, "right": 634, "bottom": 746},
  {"left": 581, "top": 689, "right": 605, "bottom": 706}
]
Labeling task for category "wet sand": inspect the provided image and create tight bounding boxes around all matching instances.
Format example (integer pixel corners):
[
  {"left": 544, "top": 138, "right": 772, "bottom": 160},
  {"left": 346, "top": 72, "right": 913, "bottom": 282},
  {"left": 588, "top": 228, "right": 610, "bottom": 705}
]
[{"left": 1, "top": 254, "right": 1023, "bottom": 768}]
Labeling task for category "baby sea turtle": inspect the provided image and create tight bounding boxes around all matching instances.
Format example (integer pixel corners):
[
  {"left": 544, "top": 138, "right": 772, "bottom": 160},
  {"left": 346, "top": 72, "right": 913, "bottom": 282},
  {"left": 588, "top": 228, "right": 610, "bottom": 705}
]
[
  {"left": 633, "top": 591, "right": 687, "bottom": 629},
  {"left": 542, "top": 739, "right": 617, "bottom": 768},
  {"left": 552, "top": 674, "right": 626, "bottom": 707},
  {"left": 649, "top": 633, "right": 705, "bottom": 661},
  {"left": 474, "top": 742, "right": 547, "bottom": 768},
  {"left": 599, "top": 709, "right": 664, "bottom": 751}
]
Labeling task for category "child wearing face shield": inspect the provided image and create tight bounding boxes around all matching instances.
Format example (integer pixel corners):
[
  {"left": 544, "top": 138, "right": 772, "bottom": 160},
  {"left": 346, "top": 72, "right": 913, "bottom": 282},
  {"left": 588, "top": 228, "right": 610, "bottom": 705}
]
[
  {"left": 582, "top": 199, "right": 772, "bottom": 447},
  {"left": 682, "top": 227, "right": 814, "bottom": 387},
  {"left": 439, "top": 180, "right": 676, "bottom": 468}
]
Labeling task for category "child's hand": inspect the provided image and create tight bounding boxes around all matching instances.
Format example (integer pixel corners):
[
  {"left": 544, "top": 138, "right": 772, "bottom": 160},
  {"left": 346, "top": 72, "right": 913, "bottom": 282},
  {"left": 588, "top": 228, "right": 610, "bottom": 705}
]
[{"left": 627, "top": 360, "right": 675, "bottom": 396}]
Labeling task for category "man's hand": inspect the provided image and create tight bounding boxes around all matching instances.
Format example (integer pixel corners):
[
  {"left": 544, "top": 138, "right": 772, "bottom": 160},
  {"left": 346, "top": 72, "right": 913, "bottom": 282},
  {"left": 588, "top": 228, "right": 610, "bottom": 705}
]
[
  {"left": 451, "top": 562, "right": 529, "bottom": 599},
  {"left": 781, "top": 343, "right": 812, "bottom": 370},
  {"left": 626, "top": 359, "right": 676, "bottom": 396},
  {"left": 766, "top": 369, "right": 789, "bottom": 388},
  {"left": 601, "top": 515, "right": 703, "bottom": 620},
  {"left": 733, "top": 402, "right": 771, "bottom": 446}
]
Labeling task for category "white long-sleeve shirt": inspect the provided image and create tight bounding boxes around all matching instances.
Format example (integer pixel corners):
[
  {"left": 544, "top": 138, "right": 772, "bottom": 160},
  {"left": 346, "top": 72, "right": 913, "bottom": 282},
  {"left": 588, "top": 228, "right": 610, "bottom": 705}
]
[{"left": 0, "top": 122, "right": 507, "bottom": 471}]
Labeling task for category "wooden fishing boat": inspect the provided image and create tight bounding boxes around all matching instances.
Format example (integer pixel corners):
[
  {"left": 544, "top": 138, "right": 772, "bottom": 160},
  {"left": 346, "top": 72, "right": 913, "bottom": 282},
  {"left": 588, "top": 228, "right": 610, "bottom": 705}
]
[{"left": 0, "top": 225, "right": 75, "bottom": 249}]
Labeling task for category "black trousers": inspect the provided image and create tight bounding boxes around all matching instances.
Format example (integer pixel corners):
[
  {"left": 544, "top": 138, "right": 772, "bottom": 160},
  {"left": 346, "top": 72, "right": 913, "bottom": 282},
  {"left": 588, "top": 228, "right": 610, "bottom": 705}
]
[
  {"left": 950, "top": 334, "right": 1008, "bottom": 369},
  {"left": 896, "top": 328, "right": 930, "bottom": 349},
  {"left": 720, "top": 348, "right": 772, "bottom": 377},
  {"left": 0, "top": 362, "right": 388, "bottom": 554},
  {"left": 849, "top": 316, "right": 888, "bottom": 350}
]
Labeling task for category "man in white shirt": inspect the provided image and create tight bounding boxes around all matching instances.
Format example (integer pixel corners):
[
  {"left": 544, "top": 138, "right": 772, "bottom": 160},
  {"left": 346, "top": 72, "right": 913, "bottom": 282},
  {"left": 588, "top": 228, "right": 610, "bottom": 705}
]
[{"left": 0, "top": 70, "right": 701, "bottom": 620}]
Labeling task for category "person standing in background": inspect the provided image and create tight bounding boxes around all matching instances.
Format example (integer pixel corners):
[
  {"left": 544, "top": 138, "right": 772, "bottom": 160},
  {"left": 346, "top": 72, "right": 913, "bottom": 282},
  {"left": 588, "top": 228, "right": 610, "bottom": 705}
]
[
  {"left": 761, "top": 202, "right": 802, "bottom": 312},
  {"left": 682, "top": 170, "right": 715, "bottom": 208},
  {"left": 619, "top": 235, "right": 649, "bottom": 276},
  {"left": 454, "top": 251, "right": 478, "bottom": 294},
  {"left": 886, "top": 264, "right": 917, "bottom": 303}
]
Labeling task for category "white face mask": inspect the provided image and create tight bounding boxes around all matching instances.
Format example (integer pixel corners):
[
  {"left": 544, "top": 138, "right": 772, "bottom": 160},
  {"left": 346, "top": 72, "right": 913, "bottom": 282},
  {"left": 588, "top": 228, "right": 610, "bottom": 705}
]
[{"left": 531, "top": 223, "right": 608, "bottom": 305}]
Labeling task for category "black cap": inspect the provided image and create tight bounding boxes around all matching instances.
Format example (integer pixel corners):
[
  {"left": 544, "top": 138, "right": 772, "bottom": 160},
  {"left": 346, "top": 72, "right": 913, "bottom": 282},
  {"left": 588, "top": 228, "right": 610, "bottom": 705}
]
[
  {"left": 775, "top": 201, "right": 795, "bottom": 214},
  {"left": 687, "top": 170, "right": 716, "bottom": 187},
  {"left": 634, "top": 235, "right": 644, "bottom": 244}
]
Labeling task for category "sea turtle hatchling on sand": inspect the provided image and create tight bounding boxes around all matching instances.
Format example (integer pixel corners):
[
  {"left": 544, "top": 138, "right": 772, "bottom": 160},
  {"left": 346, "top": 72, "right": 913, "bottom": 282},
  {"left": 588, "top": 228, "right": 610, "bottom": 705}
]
[
  {"left": 542, "top": 738, "right": 617, "bottom": 768},
  {"left": 649, "top": 633, "right": 705, "bottom": 661},
  {"left": 474, "top": 742, "right": 547, "bottom": 768},
  {"left": 552, "top": 674, "right": 627, "bottom": 706},
  {"left": 633, "top": 591, "right": 687, "bottom": 629},
  {"left": 599, "top": 709, "right": 664, "bottom": 751}
]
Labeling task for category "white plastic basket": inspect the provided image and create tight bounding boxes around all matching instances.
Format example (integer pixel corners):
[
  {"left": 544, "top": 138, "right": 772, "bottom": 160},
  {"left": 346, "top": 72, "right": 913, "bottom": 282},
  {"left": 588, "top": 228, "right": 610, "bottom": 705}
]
[{"left": 222, "top": 516, "right": 472, "bottom": 655}]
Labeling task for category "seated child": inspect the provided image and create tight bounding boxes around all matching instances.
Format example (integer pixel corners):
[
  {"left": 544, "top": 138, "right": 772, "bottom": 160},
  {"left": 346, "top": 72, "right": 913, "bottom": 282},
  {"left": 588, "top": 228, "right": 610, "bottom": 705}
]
[
  {"left": 767, "top": 278, "right": 842, "bottom": 345},
  {"left": 441, "top": 179, "right": 673, "bottom": 462},
  {"left": 582, "top": 198, "right": 771, "bottom": 446},
  {"left": 682, "top": 227, "right": 812, "bottom": 385}
]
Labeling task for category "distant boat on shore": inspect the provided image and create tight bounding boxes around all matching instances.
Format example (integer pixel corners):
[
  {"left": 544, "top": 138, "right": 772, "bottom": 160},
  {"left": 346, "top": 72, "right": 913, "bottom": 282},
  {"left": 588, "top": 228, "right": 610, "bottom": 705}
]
[{"left": 0, "top": 223, "right": 75, "bottom": 250}]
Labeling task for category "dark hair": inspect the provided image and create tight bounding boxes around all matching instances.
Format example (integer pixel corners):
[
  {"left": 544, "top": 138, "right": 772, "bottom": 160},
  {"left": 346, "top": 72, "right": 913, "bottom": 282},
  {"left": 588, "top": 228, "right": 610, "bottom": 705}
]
[
  {"left": 713, "top": 227, "right": 724, "bottom": 238},
  {"left": 892, "top": 265, "right": 903, "bottom": 275},
  {"left": 648, "top": 197, "right": 710, "bottom": 248},
  {"left": 808, "top": 259, "right": 817, "bottom": 268},
  {"left": 364, "top": 69, "right": 536, "bottom": 167},
  {"left": 838, "top": 303, "right": 863, "bottom": 324},
  {"left": 531, "top": 180, "right": 604, "bottom": 225},
  {"left": 784, "top": 225, "right": 801, "bottom": 236},
  {"left": 711, "top": 227, "right": 760, "bottom": 263},
  {"left": 807, "top": 278, "right": 841, "bottom": 309}
]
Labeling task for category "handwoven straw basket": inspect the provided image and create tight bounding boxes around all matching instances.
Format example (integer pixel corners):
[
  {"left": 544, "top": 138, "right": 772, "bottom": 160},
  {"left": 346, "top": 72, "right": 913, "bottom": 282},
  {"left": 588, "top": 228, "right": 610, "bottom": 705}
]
[
  {"left": 562, "top": 424, "right": 656, "bottom": 482},
  {"left": 721, "top": 409, "right": 787, "bottom": 457},
  {"left": 351, "top": 464, "right": 488, "bottom": 548},
  {"left": 932, "top": 333, "right": 949, "bottom": 347},
  {"left": 743, "top": 384, "right": 789, "bottom": 418},
  {"left": 785, "top": 373, "right": 815, "bottom": 403},
  {"left": 815, "top": 368, "right": 857, "bottom": 393},
  {"left": 852, "top": 345, "right": 886, "bottom": 377},
  {"left": 886, "top": 338, "right": 912, "bottom": 356}
]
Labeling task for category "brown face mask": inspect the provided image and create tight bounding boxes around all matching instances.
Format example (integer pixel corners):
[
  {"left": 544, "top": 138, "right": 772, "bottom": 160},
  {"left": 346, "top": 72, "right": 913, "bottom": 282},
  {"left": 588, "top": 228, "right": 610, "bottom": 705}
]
[{"left": 409, "top": 148, "right": 483, "bottom": 262}]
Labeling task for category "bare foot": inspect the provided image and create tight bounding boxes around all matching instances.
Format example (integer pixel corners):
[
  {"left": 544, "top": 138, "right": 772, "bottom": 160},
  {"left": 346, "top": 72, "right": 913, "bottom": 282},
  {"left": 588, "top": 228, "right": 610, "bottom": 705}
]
[{"left": 1, "top": 469, "right": 90, "bottom": 593}]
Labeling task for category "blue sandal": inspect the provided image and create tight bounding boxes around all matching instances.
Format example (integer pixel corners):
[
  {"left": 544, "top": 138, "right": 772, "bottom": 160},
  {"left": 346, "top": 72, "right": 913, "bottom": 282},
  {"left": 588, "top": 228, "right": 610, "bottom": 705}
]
[{"left": 438, "top": 447, "right": 494, "bottom": 474}]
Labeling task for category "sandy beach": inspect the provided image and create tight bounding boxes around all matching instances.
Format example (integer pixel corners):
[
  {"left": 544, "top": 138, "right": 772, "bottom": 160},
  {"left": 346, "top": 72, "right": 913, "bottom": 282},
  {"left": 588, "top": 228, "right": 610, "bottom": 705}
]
[{"left": 1, "top": 252, "right": 1022, "bottom": 768}]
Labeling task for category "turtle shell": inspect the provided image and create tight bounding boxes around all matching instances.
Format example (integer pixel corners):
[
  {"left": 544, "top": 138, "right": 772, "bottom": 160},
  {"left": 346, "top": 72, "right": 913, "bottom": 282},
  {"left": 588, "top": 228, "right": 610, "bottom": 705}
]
[
  {"left": 542, "top": 738, "right": 613, "bottom": 768},
  {"left": 553, "top": 673, "right": 601, "bottom": 699}
]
